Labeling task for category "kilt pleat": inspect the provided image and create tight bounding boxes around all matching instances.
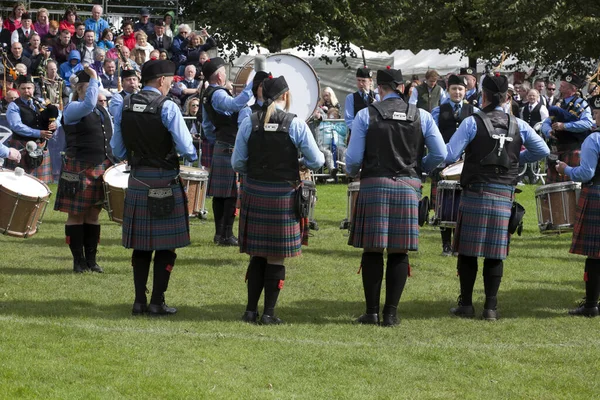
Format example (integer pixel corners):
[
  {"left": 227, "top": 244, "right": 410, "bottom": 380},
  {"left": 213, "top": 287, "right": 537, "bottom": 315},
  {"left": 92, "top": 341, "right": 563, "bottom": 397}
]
[
  {"left": 4, "top": 137, "right": 52, "bottom": 183},
  {"left": 349, "top": 177, "right": 421, "bottom": 250},
  {"left": 546, "top": 149, "right": 580, "bottom": 183},
  {"left": 453, "top": 183, "right": 514, "bottom": 259},
  {"left": 122, "top": 167, "right": 190, "bottom": 251},
  {"left": 239, "top": 178, "right": 307, "bottom": 258},
  {"left": 207, "top": 142, "right": 237, "bottom": 198},
  {"left": 200, "top": 140, "right": 214, "bottom": 170},
  {"left": 570, "top": 185, "right": 600, "bottom": 257},
  {"left": 54, "top": 158, "right": 112, "bottom": 214}
]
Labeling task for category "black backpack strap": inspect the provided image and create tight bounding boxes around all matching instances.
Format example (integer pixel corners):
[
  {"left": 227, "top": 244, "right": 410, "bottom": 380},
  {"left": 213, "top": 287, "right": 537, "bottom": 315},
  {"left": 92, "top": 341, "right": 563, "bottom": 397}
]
[{"left": 473, "top": 111, "right": 496, "bottom": 139}]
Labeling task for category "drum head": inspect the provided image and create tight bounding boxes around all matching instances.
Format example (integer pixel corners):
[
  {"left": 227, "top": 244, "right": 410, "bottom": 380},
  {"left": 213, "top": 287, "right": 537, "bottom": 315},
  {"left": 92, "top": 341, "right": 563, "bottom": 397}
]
[
  {"left": 535, "top": 181, "right": 581, "bottom": 196},
  {"left": 103, "top": 162, "right": 129, "bottom": 189},
  {"left": 438, "top": 180, "right": 461, "bottom": 189},
  {"left": 235, "top": 54, "right": 320, "bottom": 122},
  {"left": 180, "top": 166, "right": 209, "bottom": 179},
  {"left": 0, "top": 169, "right": 50, "bottom": 198},
  {"left": 441, "top": 161, "right": 464, "bottom": 180}
]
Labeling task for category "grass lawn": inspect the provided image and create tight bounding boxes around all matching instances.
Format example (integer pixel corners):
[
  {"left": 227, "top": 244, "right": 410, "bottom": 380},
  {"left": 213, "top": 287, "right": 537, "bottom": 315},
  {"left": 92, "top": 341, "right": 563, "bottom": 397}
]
[{"left": 0, "top": 182, "right": 598, "bottom": 399}]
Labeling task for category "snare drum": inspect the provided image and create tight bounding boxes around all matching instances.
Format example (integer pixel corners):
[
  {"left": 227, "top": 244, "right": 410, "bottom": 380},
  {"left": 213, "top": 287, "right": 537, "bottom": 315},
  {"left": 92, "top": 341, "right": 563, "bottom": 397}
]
[
  {"left": 103, "top": 162, "right": 129, "bottom": 224},
  {"left": 0, "top": 168, "right": 51, "bottom": 238},
  {"left": 535, "top": 181, "right": 581, "bottom": 233},
  {"left": 346, "top": 181, "right": 360, "bottom": 230},
  {"left": 302, "top": 180, "right": 317, "bottom": 221},
  {"left": 180, "top": 166, "right": 209, "bottom": 217},
  {"left": 441, "top": 161, "right": 464, "bottom": 180},
  {"left": 434, "top": 180, "right": 462, "bottom": 227}
]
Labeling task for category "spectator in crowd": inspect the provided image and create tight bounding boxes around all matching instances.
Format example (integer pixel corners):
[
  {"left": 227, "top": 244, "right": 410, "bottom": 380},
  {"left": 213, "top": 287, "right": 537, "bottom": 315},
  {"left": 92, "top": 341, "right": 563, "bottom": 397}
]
[
  {"left": 411, "top": 74, "right": 421, "bottom": 86},
  {"left": 85, "top": 4, "right": 109, "bottom": 42},
  {"left": 164, "top": 11, "right": 177, "bottom": 38},
  {"left": 34, "top": 8, "right": 50, "bottom": 37},
  {"left": 172, "top": 24, "right": 191, "bottom": 64},
  {"left": 3, "top": 2, "right": 26, "bottom": 33},
  {"left": 42, "top": 60, "right": 69, "bottom": 106},
  {"left": 178, "top": 65, "right": 200, "bottom": 105},
  {"left": 105, "top": 36, "right": 123, "bottom": 60},
  {"left": 183, "top": 96, "right": 201, "bottom": 135},
  {"left": 71, "top": 22, "right": 85, "bottom": 47},
  {"left": 199, "top": 51, "right": 209, "bottom": 66},
  {"left": 11, "top": 12, "right": 33, "bottom": 45},
  {"left": 410, "top": 69, "right": 447, "bottom": 112},
  {"left": 59, "top": 49, "right": 83, "bottom": 85},
  {"left": 131, "top": 31, "right": 154, "bottom": 66},
  {"left": 515, "top": 81, "right": 531, "bottom": 107},
  {"left": 97, "top": 28, "right": 114, "bottom": 50},
  {"left": 148, "top": 20, "right": 172, "bottom": 58},
  {"left": 149, "top": 49, "right": 160, "bottom": 60},
  {"left": 521, "top": 89, "right": 549, "bottom": 128},
  {"left": 534, "top": 78, "right": 548, "bottom": 106},
  {"left": 179, "top": 29, "right": 216, "bottom": 75},
  {"left": 42, "top": 20, "right": 59, "bottom": 46},
  {"left": 24, "top": 33, "right": 49, "bottom": 75},
  {"left": 403, "top": 80, "right": 416, "bottom": 99},
  {"left": 59, "top": 8, "right": 76, "bottom": 36},
  {"left": 505, "top": 83, "right": 521, "bottom": 116},
  {"left": 121, "top": 21, "right": 136, "bottom": 50},
  {"left": 78, "top": 29, "right": 98, "bottom": 66},
  {"left": 546, "top": 82, "right": 557, "bottom": 105},
  {"left": 90, "top": 48, "right": 105, "bottom": 76},
  {"left": 0, "top": 16, "right": 11, "bottom": 47},
  {"left": 159, "top": 49, "right": 169, "bottom": 61},
  {"left": 134, "top": 8, "right": 155, "bottom": 37},
  {"left": 117, "top": 45, "right": 141, "bottom": 73},
  {"left": 100, "top": 59, "right": 118, "bottom": 91},
  {"left": 313, "top": 86, "right": 340, "bottom": 120},
  {"left": 7, "top": 41, "right": 31, "bottom": 72},
  {"left": 1, "top": 89, "right": 19, "bottom": 109},
  {"left": 52, "top": 29, "right": 76, "bottom": 65}
]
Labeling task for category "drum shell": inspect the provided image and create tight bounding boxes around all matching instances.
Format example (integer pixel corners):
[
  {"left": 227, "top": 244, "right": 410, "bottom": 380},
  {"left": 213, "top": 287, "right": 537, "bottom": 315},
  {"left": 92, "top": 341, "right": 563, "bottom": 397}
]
[
  {"left": 535, "top": 182, "right": 581, "bottom": 233},
  {"left": 441, "top": 161, "right": 464, "bottom": 181},
  {"left": 103, "top": 162, "right": 129, "bottom": 224},
  {"left": 180, "top": 167, "right": 209, "bottom": 217},
  {"left": 348, "top": 182, "right": 360, "bottom": 228},
  {"left": 0, "top": 173, "right": 51, "bottom": 238},
  {"left": 434, "top": 180, "right": 462, "bottom": 227}
]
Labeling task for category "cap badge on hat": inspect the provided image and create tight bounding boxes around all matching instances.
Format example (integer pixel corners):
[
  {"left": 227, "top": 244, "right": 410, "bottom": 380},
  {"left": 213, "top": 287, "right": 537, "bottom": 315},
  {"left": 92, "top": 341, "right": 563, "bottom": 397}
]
[
  {"left": 467, "top": 68, "right": 473, "bottom": 74},
  {"left": 595, "top": 98, "right": 600, "bottom": 109},
  {"left": 566, "top": 75, "right": 572, "bottom": 82}
]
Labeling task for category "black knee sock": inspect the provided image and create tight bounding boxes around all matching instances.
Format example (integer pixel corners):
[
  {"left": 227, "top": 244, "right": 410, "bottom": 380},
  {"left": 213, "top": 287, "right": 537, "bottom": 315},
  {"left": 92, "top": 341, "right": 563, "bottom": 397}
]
[
  {"left": 441, "top": 229, "right": 452, "bottom": 245},
  {"left": 150, "top": 250, "right": 177, "bottom": 305},
  {"left": 222, "top": 197, "right": 237, "bottom": 238},
  {"left": 361, "top": 252, "right": 384, "bottom": 314},
  {"left": 585, "top": 258, "right": 600, "bottom": 307},
  {"left": 65, "top": 224, "right": 85, "bottom": 264},
  {"left": 483, "top": 258, "right": 503, "bottom": 310},
  {"left": 457, "top": 255, "right": 478, "bottom": 306},
  {"left": 383, "top": 253, "right": 409, "bottom": 315},
  {"left": 212, "top": 198, "right": 225, "bottom": 236},
  {"left": 132, "top": 250, "right": 152, "bottom": 304},
  {"left": 246, "top": 256, "right": 267, "bottom": 312},
  {"left": 263, "top": 263, "right": 285, "bottom": 316},
  {"left": 83, "top": 223, "right": 101, "bottom": 267}
]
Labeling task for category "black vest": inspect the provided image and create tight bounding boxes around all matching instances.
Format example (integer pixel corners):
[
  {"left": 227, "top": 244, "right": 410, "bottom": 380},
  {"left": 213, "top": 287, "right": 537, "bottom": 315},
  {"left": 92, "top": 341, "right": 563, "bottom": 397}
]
[
  {"left": 461, "top": 110, "right": 522, "bottom": 187},
  {"left": 121, "top": 90, "right": 179, "bottom": 170},
  {"left": 202, "top": 86, "right": 239, "bottom": 145},
  {"left": 63, "top": 106, "right": 114, "bottom": 164},
  {"left": 438, "top": 102, "right": 475, "bottom": 143},
  {"left": 12, "top": 98, "right": 41, "bottom": 141},
  {"left": 361, "top": 97, "right": 423, "bottom": 179},
  {"left": 522, "top": 102, "right": 542, "bottom": 127},
  {"left": 353, "top": 91, "right": 376, "bottom": 117},
  {"left": 250, "top": 103, "right": 263, "bottom": 113},
  {"left": 466, "top": 90, "right": 480, "bottom": 107},
  {"left": 247, "top": 109, "right": 299, "bottom": 182},
  {"left": 16, "top": 27, "right": 31, "bottom": 46}
]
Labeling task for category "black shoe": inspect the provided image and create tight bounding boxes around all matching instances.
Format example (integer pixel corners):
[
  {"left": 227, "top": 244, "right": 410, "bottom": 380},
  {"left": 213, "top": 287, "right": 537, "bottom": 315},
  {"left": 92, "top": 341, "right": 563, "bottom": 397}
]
[
  {"left": 355, "top": 313, "right": 379, "bottom": 325},
  {"left": 450, "top": 305, "right": 475, "bottom": 318},
  {"left": 88, "top": 263, "right": 104, "bottom": 273},
  {"left": 219, "top": 236, "right": 239, "bottom": 246},
  {"left": 132, "top": 302, "right": 147, "bottom": 315},
  {"left": 73, "top": 259, "right": 87, "bottom": 273},
  {"left": 260, "top": 314, "right": 283, "bottom": 325},
  {"left": 241, "top": 310, "right": 258, "bottom": 323},
  {"left": 381, "top": 314, "right": 399, "bottom": 327},
  {"left": 568, "top": 303, "right": 599, "bottom": 317},
  {"left": 482, "top": 308, "right": 499, "bottom": 321},
  {"left": 147, "top": 303, "right": 177, "bottom": 316},
  {"left": 442, "top": 243, "right": 453, "bottom": 257},
  {"left": 213, "top": 234, "right": 221, "bottom": 244}
]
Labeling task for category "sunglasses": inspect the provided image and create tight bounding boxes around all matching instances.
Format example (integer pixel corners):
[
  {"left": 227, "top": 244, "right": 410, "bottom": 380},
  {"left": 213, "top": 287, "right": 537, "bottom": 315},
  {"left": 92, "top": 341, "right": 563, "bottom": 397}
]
[
  {"left": 190, "top": 104, "right": 199, "bottom": 107},
  {"left": 98, "top": 99, "right": 108, "bottom": 103},
  {"left": 547, "top": 88, "right": 556, "bottom": 91}
]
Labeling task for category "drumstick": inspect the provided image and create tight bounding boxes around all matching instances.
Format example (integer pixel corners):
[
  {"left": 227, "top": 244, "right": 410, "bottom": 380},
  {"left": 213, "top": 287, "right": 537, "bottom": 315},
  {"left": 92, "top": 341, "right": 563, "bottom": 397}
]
[{"left": 336, "top": 161, "right": 346, "bottom": 166}]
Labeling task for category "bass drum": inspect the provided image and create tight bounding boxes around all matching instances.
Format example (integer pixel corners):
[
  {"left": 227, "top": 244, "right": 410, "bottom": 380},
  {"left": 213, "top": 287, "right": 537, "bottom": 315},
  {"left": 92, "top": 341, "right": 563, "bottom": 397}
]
[{"left": 233, "top": 54, "right": 320, "bottom": 122}]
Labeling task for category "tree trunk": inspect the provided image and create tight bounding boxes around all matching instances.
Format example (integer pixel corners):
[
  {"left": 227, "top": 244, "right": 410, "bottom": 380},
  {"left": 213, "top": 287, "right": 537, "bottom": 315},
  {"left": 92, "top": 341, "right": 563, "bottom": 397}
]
[{"left": 468, "top": 56, "right": 477, "bottom": 70}]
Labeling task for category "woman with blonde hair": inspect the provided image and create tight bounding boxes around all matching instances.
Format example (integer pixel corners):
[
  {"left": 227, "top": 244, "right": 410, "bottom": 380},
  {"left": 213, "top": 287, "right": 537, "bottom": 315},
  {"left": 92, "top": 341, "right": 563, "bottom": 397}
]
[
  {"left": 131, "top": 30, "right": 154, "bottom": 65},
  {"left": 33, "top": 7, "right": 50, "bottom": 36}
]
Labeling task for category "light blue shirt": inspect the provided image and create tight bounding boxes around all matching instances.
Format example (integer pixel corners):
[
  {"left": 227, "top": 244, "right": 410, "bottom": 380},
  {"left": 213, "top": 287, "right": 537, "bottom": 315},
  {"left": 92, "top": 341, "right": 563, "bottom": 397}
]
[
  {"left": 0, "top": 143, "right": 10, "bottom": 158},
  {"left": 431, "top": 100, "right": 479, "bottom": 126},
  {"left": 232, "top": 107, "right": 325, "bottom": 174},
  {"left": 445, "top": 107, "right": 550, "bottom": 165},
  {"left": 345, "top": 93, "right": 447, "bottom": 177},
  {"left": 84, "top": 17, "right": 109, "bottom": 42},
  {"left": 108, "top": 90, "right": 135, "bottom": 117},
  {"left": 63, "top": 78, "right": 99, "bottom": 125},
  {"left": 565, "top": 131, "right": 600, "bottom": 182},
  {"left": 409, "top": 85, "right": 448, "bottom": 105},
  {"left": 344, "top": 91, "right": 380, "bottom": 130},
  {"left": 201, "top": 83, "right": 253, "bottom": 144},
  {"left": 541, "top": 95, "right": 594, "bottom": 138},
  {"left": 238, "top": 100, "right": 263, "bottom": 123},
  {"left": 110, "top": 86, "right": 197, "bottom": 162},
  {"left": 7, "top": 98, "right": 44, "bottom": 138}
]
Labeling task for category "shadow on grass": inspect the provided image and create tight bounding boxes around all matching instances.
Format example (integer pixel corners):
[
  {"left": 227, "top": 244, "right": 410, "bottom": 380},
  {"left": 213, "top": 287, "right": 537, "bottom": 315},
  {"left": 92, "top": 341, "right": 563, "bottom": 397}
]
[
  {"left": 18, "top": 237, "right": 124, "bottom": 247},
  {"left": 0, "top": 266, "right": 74, "bottom": 276}
]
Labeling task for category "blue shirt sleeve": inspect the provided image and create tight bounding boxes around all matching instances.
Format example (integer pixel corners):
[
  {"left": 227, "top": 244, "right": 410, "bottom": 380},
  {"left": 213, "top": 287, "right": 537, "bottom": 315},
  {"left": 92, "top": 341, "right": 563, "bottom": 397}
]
[
  {"left": 420, "top": 109, "right": 447, "bottom": 172},
  {"left": 64, "top": 78, "right": 99, "bottom": 125},
  {"left": 231, "top": 117, "right": 251, "bottom": 174},
  {"left": 0, "top": 143, "right": 9, "bottom": 158},
  {"left": 344, "top": 93, "right": 354, "bottom": 129},
  {"left": 161, "top": 98, "right": 197, "bottom": 162},
  {"left": 345, "top": 106, "right": 369, "bottom": 177},
  {"left": 237, "top": 107, "right": 251, "bottom": 125},
  {"left": 565, "top": 132, "right": 600, "bottom": 182},
  {"left": 6, "top": 101, "right": 41, "bottom": 138},
  {"left": 212, "top": 83, "right": 253, "bottom": 115},
  {"left": 564, "top": 102, "right": 594, "bottom": 132},
  {"left": 201, "top": 105, "right": 216, "bottom": 143},
  {"left": 289, "top": 118, "right": 325, "bottom": 170},
  {"left": 518, "top": 117, "right": 550, "bottom": 163},
  {"left": 108, "top": 92, "right": 122, "bottom": 117},
  {"left": 431, "top": 106, "right": 440, "bottom": 125},
  {"left": 445, "top": 116, "right": 477, "bottom": 163},
  {"left": 110, "top": 98, "right": 126, "bottom": 160},
  {"left": 409, "top": 88, "right": 418, "bottom": 105}
]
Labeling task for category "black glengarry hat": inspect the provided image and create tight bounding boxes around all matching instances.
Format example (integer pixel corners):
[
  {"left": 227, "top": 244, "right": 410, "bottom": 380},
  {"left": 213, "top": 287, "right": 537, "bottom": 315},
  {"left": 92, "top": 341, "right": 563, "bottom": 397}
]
[
  {"left": 460, "top": 67, "right": 476, "bottom": 77},
  {"left": 448, "top": 74, "right": 467, "bottom": 87},
  {"left": 376, "top": 66, "right": 403, "bottom": 86},
  {"left": 588, "top": 95, "right": 600, "bottom": 111},
  {"left": 482, "top": 73, "right": 509, "bottom": 93},
  {"left": 201, "top": 57, "right": 225, "bottom": 80},
  {"left": 141, "top": 60, "right": 175, "bottom": 83},
  {"left": 560, "top": 72, "right": 584, "bottom": 88},
  {"left": 356, "top": 65, "right": 372, "bottom": 79},
  {"left": 121, "top": 69, "right": 139, "bottom": 79},
  {"left": 15, "top": 74, "right": 34, "bottom": 86},
  {"left": 262, "top": 75, "right": 289, "bottom": 105},
  {"left": 252, "top": 71, "right": 270, "bottom": 97}
]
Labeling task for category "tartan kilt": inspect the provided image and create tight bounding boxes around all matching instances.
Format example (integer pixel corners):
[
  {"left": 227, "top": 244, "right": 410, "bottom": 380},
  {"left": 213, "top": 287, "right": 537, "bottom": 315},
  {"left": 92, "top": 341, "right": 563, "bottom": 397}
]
[
  {"left": 122, "top": 167, "right": 190, "bottom": 251},
  {"left": 3, "top": 137, "right": 52, "bottom": 184},
  {"left": 207, "top": 141, "right": 237, "bottom": 198},
  {"left": 54, "top": 158, "right": 112, "bottom": 214},
  {"left": 200, "top": 140, "right": 214, "bottom": 170},
  {"left": 570, "top": 185, "right": 600, "bottom": 257},
  {"left": 546, "top": 149, "right": 580, "bottom": 183},
  {"left": 239, "top": 178, "right": 308, "bottom": 258},
  {"left": 349, "top": 177, "right": 421, "bottom": 250},
  {"left": 453, "top": 183, "right": 514, "bottom": 259}
]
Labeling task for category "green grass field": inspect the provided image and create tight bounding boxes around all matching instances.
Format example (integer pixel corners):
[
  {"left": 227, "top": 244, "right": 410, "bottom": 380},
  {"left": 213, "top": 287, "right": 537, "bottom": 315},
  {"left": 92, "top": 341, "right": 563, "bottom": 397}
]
[{"left": 1, "top": 182, "right": 599, "bottom": 399}]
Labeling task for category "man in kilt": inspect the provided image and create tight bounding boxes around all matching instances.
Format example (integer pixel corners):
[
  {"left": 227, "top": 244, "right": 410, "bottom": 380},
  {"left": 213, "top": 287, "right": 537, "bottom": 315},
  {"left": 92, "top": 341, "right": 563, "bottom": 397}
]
[
  {"left": 430, "top": 74, "right": 478, "bottom": 256},
  {"left": 55, "top": 67, "right": 114, "bottom": 273},
  {"left": 556, "top": 95, "right": 600, "bottom": 317},
  {"left": 446, "top": 74, "right": 550, "bottom": 321},
  {"left": 541, "top": 73, "right": 593, "bottom": 183},
  {"left": 232, "top": 75, "right": 324, "bottom": 324},
  {"left": 345, "top": 67, "right": 447, "bottom": 327},
  {"left": 201, "top": 57, "right": 253, "bottom": 246},
  {"left": 111, "top": 60, "right": 197, "bottom": 316},
  {"left": 5, "top": 74, "right": 56, "bottom": 184}
]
